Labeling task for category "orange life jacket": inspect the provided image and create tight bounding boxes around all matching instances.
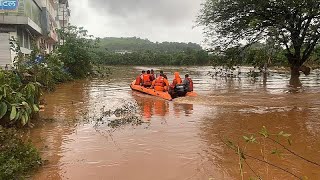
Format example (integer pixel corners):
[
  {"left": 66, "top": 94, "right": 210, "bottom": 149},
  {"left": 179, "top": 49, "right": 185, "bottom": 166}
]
[
  {"left": 187, "top": 77, "right": 193, "bottom": 91},
  {"left": 155, "top": 76, "right": 165, "bottom": 87},
  {"left": 143, "top": 74, "right": 151, "bottom": 86},
  {"left": 135, "top": 75, "right": 142, "bottom": 85}
]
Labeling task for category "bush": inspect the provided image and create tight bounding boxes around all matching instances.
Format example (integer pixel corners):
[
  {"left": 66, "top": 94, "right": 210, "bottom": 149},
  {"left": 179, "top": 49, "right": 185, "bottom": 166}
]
[
  {"left": 0, "top": 127, "right": 41, "bottom": 179},
  {"left": 0, "top": 70, "right": 41, "bottom": 127}
]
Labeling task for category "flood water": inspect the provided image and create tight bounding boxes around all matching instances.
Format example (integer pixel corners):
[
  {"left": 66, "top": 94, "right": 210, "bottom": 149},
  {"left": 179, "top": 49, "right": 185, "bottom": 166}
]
[{"left": 29, "top": 66, "right": 320, "bottom": 180}]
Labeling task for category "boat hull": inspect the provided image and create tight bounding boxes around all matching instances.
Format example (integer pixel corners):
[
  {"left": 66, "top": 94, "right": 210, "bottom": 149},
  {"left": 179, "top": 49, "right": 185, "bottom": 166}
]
[
  {"left": 130, "top": 81, "right": 197, "bottom": 100},
  {"left": 130, "top": 81, "right": 173, "bottom": 100}
]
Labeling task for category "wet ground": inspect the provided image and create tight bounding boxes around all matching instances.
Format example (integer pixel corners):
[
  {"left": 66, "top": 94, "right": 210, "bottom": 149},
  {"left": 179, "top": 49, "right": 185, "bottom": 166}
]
[{"left": 29, "top": 66, "right": 320, "bottom": 179}]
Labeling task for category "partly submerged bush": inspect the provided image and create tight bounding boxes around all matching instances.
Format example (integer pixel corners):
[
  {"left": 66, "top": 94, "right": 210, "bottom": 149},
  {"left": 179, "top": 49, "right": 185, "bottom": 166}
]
[
  {"left": 0, "top": 70, "right": 41, "bottom": 127},
  {"left": 0, "top": 127, "right": 41, "bottom": 179}
]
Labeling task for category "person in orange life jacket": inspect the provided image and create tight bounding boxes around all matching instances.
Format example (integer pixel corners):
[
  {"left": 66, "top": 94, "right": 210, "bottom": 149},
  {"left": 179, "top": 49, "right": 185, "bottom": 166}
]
[
  {"left": 151, "top": 74, "right": 169, "bottom": 92},
  {"left": 135, "top": 70, "right": 145, "bottom": 85},
  {"left": 183, "top": 74, "right": 194, "bottom": 92},
  {"left": 150, "top": 69, "right": 156, "bottom": 81},
  {"left": 169, "top": 72, "right": 182, "bottom": 94},
  {"left": 142, "top": 70, "right": 152, "bottom": 87},
  {"left": 172, "top": 72, "right": 182, "bottom": 87}
]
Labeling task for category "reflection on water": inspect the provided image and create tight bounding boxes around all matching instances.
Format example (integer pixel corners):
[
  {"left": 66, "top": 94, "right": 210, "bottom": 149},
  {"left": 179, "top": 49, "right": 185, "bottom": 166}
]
[
  {"left": 30, "top": 66, "right": 320, "bottom": 179},
  {"left": 132, "top": 92, "right": 194, "bottom": 120}
]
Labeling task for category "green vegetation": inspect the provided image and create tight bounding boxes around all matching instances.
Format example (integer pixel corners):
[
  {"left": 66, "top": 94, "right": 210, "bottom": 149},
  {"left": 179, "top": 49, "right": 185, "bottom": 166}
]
[
  {"left": 90, "top": 37, "right": 211, "bottom": 65},
  {"left": 0, "top": 127, "right": 41, "bottom": 180},
  {"left": 197, "top": 0, "right": 320, "bottom": 81},
  {"left": 0, "top": 25, "right": 101, "bottom": 179},
  {"left": 98, "top": 37, "right": 202, "bottom": 52},
  {"left": 58, "top": 26, "right": 99, "bottom": 78},
  {"left": 92, "top": 49, "right": 210, "bottom": 66},
  {"left": 0, "top": 75, "right": 41, "bottom": 127}
]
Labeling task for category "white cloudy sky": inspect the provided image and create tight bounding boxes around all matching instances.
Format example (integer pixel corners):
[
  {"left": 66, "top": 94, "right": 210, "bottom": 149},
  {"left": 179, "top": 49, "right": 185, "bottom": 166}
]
[{"left": 69, "top": 0, "right": 205, "bottom": 44}]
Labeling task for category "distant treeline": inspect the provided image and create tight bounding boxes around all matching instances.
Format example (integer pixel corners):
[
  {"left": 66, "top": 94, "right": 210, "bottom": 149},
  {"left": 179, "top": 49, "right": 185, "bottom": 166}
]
[
  {"left": 92, "top": 49, "right": 210, "bottom": 66},
  {"left": 92, "top": 37, "right": 320, "bottom": 67},
  {"left": 98, "top": 37, "right": 202, "bottom": 52},
  {"left": 92, "top": 37, "right": 211, "bottom": 65}
]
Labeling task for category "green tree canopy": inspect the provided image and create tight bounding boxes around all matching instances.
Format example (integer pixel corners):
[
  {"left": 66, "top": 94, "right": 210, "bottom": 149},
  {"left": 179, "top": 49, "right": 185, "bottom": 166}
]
[{"left": 197, "top": 0, "right": 320, "bottom": 78}]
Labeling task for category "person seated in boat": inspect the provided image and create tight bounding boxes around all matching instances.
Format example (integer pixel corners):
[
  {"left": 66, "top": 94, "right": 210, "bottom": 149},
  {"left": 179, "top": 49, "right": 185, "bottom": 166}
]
[
  {"left": 169, "top": 72, "right": 182, "bottom": 94},
  {"left": 183, "top": 74, "right": 194, "bottom": 92},
  {"left": 150, "top": 69, "right": 156, "bottom": 81},
  {"left": 170, "top": 72, "right": 190, "bottom": 97},
  {"left": 142, "top": 70, "right": 152, "bottom": 87},
  {"left": 159, "top": 70, "right": 168, "bottom": 79},
  {"left": 135, "top": 70, "right": 145, "bottom": 85},
  {"left": 151, "top": 74, "right": 169, "bottom": 92},
  {"left": 172, "top": 72, "right": 182, "bottom": 87}
]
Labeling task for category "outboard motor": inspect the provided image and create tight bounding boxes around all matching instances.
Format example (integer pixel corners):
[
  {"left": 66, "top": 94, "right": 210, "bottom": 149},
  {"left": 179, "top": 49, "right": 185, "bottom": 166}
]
[{"left": 174, "top": 84, "right": 187, "bottom": 97}]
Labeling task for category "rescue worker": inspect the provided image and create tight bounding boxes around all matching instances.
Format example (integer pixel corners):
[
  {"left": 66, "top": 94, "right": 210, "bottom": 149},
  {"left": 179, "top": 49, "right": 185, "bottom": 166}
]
[
  {"left": 159, "top": 70, "right": 168, "bottom": 79},
  {"left": 171, "top": 72, "right": 182, "bottom": 87},
  {"left": 169, "top": 72, "right": 182, "bottom": 95},
  {"left": 135, "top": 70, "right": 145, "bottom": 85},
  {"left": 143, "top": 70, "right": 152, "bottom": 87},
  {"left": 151, "top": 74, "right": 169, "bottom": 92},
  {"left": 150, "top": 69, "right": 156, "bottom": 81},
  {"left": 183, "top": 74, "right": 194, "bottom": 92}
]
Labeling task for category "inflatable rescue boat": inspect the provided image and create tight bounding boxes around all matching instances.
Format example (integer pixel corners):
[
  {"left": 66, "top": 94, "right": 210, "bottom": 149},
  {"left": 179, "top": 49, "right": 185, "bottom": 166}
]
[{"left": 130, "top": 80, "right": 197, "bottom": 101}]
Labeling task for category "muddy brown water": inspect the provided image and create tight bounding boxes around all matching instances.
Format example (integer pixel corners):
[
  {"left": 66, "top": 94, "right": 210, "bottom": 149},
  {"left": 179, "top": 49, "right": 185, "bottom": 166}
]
[{"left": 29, "top": 66, "right": 320, "bottom": 180}]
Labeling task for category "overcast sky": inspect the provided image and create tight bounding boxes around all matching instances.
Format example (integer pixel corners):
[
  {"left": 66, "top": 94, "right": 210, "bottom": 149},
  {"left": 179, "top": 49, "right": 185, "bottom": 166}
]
[{"left": 69, "top": 0, "right": 205, "bottom": 44}]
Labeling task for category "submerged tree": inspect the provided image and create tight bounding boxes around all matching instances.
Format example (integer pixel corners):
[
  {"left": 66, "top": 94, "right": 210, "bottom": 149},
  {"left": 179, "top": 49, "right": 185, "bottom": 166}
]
[{"left": 197, "top": 0, "right": 320, "bottom": 85}]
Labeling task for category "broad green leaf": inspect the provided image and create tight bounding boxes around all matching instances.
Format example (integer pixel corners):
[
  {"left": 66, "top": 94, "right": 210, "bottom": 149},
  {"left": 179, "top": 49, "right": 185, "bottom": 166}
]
[
  {"left": 10, "top": 106, "right": 17, "bottom": 121},
  {"left": 0, "top": 102, "right": 8, "bottom": 119},
  {"left": 26, "top": 106, "right": 32, "bottom": 114},
  {"left": 3, "top": 87, "right": 6, "bottom": 98},
  {"left": 0, "top": 95, "right": 3, "bottom": 100},
  {"left": 22, "top": 101, "right": 28, "bottom": 107},
  {"left": 33, "top": 104, "right": 39, "bottom": 112},
  {"left": 14, "top": 111, "right": 21, "bottom": 121},
  {"left": 21, "top": 114, "right": 27, "bottom": 126}
]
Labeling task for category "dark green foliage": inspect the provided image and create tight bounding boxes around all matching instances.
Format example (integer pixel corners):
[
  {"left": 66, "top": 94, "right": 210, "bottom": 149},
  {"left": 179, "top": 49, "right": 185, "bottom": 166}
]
[
  {"left": 0, "top": 127, "right": 41, "bottom": 180},
  {"left": 198, "top": 0, "right": 320, "bottom": 74},
  {"left": 92, "top": 49, "right": 210, "bottom": 66},
  {"left": 0, "top": 71, "right": 41, "bottom": 127},
  {"left": 90, "top": 37, "right": 209, "bottom": 66},
  {"left": 57, "top": 26, "right": 99, "bottom": 78},
  {"left": 98, "top": 37, "right": 202, "bottom": 52},
  {"left": 210, "top": 43, "right": 292, "bottom": 68}
]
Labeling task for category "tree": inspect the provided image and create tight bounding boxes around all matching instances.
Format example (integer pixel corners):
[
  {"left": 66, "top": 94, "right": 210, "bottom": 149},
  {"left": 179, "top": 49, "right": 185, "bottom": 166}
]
[
  {"left": 197, "top": 0, "right": 320, "bottom": 84},
  {"left": 58, "top": 26, "right": 98, "bottom": 78}
]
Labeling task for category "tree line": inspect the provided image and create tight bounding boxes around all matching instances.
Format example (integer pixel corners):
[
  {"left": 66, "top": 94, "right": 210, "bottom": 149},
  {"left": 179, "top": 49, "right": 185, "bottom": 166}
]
[
  {"left": 98, "top": 37, "right": 202, "bottom": 52},
  {"left": 91, "top": 49, "right": 211, "bottom": 66}
]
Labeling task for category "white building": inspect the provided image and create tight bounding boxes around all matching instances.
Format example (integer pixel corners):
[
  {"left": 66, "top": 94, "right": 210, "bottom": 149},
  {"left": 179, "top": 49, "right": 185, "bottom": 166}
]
[{"left": 0, "top": 0, "right": 70, "bottom": 69}]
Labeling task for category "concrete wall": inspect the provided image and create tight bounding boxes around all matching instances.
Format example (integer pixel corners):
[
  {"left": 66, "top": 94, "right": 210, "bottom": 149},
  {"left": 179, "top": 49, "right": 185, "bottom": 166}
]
[{"left": 1, "top": 0, "right": 43, "bottom": 28}]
